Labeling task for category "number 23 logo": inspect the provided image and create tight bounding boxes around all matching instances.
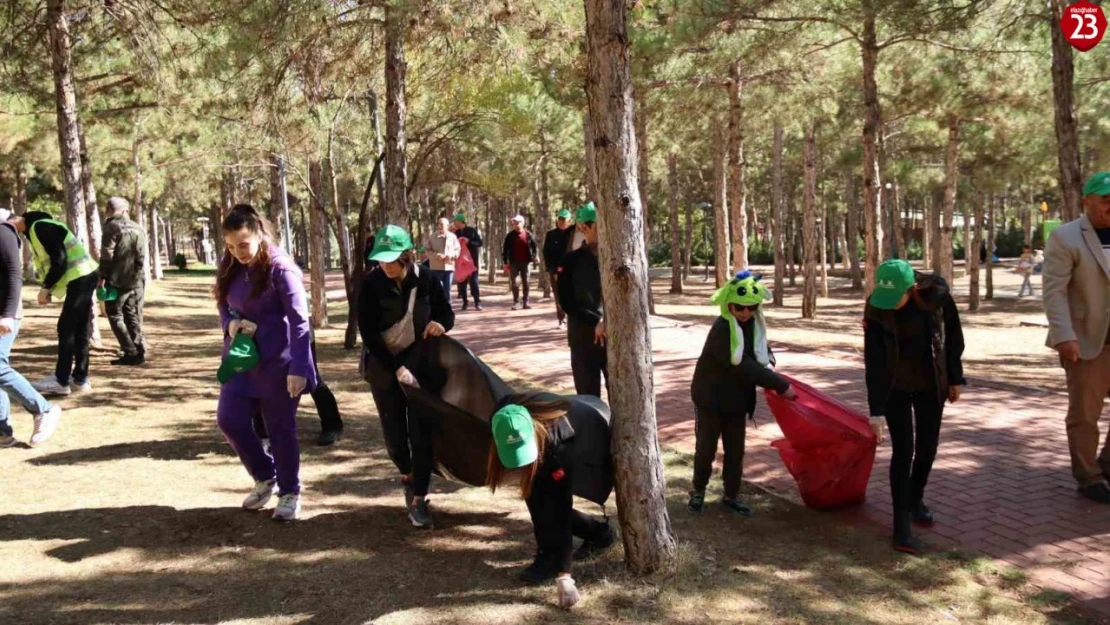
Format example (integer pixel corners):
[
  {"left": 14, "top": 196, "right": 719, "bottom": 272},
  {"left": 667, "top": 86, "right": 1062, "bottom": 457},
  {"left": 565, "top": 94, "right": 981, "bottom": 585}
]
[{"left": 1062, "top": 1, "right": 1107, "bottom": 52}]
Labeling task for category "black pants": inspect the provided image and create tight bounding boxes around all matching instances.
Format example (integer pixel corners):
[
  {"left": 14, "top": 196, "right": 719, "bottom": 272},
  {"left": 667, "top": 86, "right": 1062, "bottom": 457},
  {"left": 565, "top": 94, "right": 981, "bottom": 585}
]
[
  {"left": 510, "top": 262, "right": 530, "bottom": 304},
  {"left": 884, "top": 388, "right": 943, "bottom": 514},
  {"left": 692, "top": 405, "right": 747, "bottom": 499},
  {"left": 106, "top": 282, "right": 145, "bottom": 357},
  {"left": 56, "top": 273, "right": 97, "bottom": 385},
  {"left": 456, "top": 271, "right": 481, "bottom": 305},
  {"left": 526, "top": 468, "right": 608, "bottom": 574},
  {"left": 567, "top": 318, "right": 607, "bottom": 398},
  {"left": 550, "top": 272, "right": 564, "bottom": 322},
  {"left": 367, "top": 376, "right": 436, "bottom": 498}
]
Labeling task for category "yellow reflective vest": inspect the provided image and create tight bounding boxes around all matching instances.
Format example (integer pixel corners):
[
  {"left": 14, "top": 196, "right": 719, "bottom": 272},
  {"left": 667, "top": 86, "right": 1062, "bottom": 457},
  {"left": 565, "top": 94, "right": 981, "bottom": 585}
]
[{"left": 29, "top": 219, "right": 98, "bottom": 299}]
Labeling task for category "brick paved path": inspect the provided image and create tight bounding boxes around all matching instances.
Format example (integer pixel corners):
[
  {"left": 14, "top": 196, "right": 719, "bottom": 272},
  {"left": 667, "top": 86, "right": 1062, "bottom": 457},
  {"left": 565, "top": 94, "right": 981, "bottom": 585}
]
[{"left": 448, "top": 291, "right": 1110, "bottom": 619}]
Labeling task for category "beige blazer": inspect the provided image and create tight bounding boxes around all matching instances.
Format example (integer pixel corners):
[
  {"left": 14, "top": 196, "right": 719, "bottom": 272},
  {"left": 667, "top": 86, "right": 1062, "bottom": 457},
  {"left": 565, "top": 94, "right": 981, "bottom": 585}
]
[{"left": 1043, "top": 215, "right": 1110, "bottom": 360}]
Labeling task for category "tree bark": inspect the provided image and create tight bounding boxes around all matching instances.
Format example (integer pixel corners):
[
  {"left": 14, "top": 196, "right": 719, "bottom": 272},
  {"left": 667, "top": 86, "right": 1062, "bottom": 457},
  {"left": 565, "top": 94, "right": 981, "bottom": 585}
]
[
  {"left": 893, "top": 182, "right": 905, "bottom": 259},
  {"left": 345, "top": 152, "right": 385, "bottom": 349},
  {"left": 986, "top": 195, "right": 996, "bottom": 300},
  {"left": 940, "top": 119, "right": 959, "bottom": 284},
  {"left": 682, "top": 201, "right": 693, "bottom": 281},
  {"left": 539, "top": 152, "right": 553, "bottom": 299},
  {"left": 269, "top": 152, "right": 284, "bottom": 226},
  {"left": 969, "top": 191, "right": 983, "bottom": 311},
  {"left": 326, "top": 138, "right": 354, "bottom": 317},
  {"left": 1049, "top": 0, "right": 1083, "bottom": 222},
  {"left": 668, "top": 151, "right": 682, "bottom": 294},
  {"left": 922, "top": 192, "right": 932, "bottom": 270},
  {"left": 14, "top": 164, "right": 33, "bottom": 280},
  {"left": 821, "top": 196, "right": 830, "bottom": 299},
  {"left": 713, "top": 124, "right": 731, "bottom": 288},
  {"left": 802, "top": 123, "right": 818, "bottom": 319},
  {"left": 845, "top": 171, "right": 862, "bottom": 290},
  {"left": 77, "top": 124, "right": 101, "bottom": 259},
  {"left": 860, "top": 8, "right": 884, "bottom": 292},
  {"left": 787, "top": 187, "right": 797, "bottom": 286},
  {"left": 1022, "top": 202, "right": 1033, "bottom": 247},
  {"left": 384, "top": 3, "right": 410, "bottom": 226},
  {"left": 47, "top": 0, "right": 88, "bottom": 244},
  {"left": 728, "top": 57, "right": 748, "bottom": 273},
  {"left": 584, "top": 108, "right": 599, "bottom": 201},
  {"left": 149, "top": 203, "right": 163, "bottom": 280},
  {"left": 772, "top": 124, "right": 786, "bottom": 304},
  {"left": 308, "top": 161, "right": 328, "bottom": 329},
  {"left": 583, "top": 0, "right": 676, "bottom": 574},
  {"left": 634, "top": 99, "right": 656, "bottom": 314}
]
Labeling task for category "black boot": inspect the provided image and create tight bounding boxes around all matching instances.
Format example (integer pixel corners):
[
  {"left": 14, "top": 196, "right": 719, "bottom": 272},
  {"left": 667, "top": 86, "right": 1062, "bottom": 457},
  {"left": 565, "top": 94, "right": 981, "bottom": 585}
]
[
  {"left": 573, "top": 522, "right": 615, "bottom": 561},
  {"left": 518, "top": 552, "right": 558, "bottom": 585},
  {"left": 912, "top": 501, "right": 935, "bottom": 526},
  {"left": 893, "top": 511, "right": 922, "bottom": 555}
]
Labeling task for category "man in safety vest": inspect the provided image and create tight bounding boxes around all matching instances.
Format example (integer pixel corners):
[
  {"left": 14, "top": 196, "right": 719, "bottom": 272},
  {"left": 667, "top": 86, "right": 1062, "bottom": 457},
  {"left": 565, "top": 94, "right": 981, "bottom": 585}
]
[{"left": 7, "top": 212, "right": 99, "bottom": 396}]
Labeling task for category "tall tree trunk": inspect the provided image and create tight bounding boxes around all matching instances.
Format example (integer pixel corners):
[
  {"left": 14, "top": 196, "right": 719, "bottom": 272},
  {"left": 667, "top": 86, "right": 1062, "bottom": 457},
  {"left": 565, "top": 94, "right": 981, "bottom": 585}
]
[
  {"left": 345, "top": 153, "right": 385, "bottom": 349},
  {"left": 713, "top": 124, "right": 731, "bottom": 288},
  {"left": 772, "top": 124, "right": 786, "bottom": 304},
  {"left": 47, "top": 0, "right": 88, "bottom": 243},
  {"left": 820, "top": 196, "right": 830, "bottom": 299},
  {"left": 893, "top": 181, "right": 905, "bottom": 259},
  {"left": 728, "top": 57, "right": 748, "bottom": 273},
  {"left": 634, "top": 105, "right": 655, "bottom": 313},
  {"left": 668, "top": 151, "right": 682, "bottom": 294},
  {"left": 922, "top": 193, "right": 932, "bottom": 270},
  {"left": 327, "top": 137, "right": 354, "bottom": 314},
  {"left": 583, "top": 0, "right": 676, "bottom": 574},
  {"left": 308, "top": 161, "right": 328, "bottom": 328},
  {"left": 987, "top": 195, "right": 997, "bottom": 300},
  {"left": 682, "top": 201, "right": 693, "bottom": 281},
  {"left": 14, "top": 164, "right": 33, "bottom": 280},
  {"left": 584, "top": 108, "right": 599, "bottom": 201},
  {"left": 787, "top": 187, "right": 797, "bottom": 286},
  {"left": 801, "top": 123, "right": 818, "bottom": 319},
  {"left": 860, "top": 8, "right": 884, "bottom": 291},
  {"left": 845, "top": 171, "right": 863, "bottom": 290},
  {"left": 486, "top": 197, "right": 497, "bottom": 285},
  {"left": 539, "top": 152, "right": 553, "bottom": 299},
  {"left": 77, "top": 124, "right": 100, "bottom": 259},
  {"left": 384, "top": 4, "right": 410, "bottom": 226},
  {"left": 1049, "top": 0, "right": 1083, "bottom": 222},
  {"left": 940, "top": 119, "right": 959, "bottom": 284},
  {"left": 269, "top": 152, "right": 283, "bottom": 226},
  {"left": 969, "top": 191, "right": 983, "bottom": 311},
  {"left": 149, "top": 203, "right": 163, "bottom": 280}
]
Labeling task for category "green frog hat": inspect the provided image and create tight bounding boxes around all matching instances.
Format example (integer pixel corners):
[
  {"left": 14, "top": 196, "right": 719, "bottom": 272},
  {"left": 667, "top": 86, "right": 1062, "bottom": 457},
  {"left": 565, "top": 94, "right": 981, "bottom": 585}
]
[{"left": 709, "top": 270, "right": 772, "bottom": 366}]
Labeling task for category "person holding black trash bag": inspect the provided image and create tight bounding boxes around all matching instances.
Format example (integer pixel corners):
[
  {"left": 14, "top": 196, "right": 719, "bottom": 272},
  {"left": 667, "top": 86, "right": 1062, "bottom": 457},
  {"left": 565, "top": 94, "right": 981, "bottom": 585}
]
[{"left": 864, "top": 259, "right": 965, "bottom": 555}]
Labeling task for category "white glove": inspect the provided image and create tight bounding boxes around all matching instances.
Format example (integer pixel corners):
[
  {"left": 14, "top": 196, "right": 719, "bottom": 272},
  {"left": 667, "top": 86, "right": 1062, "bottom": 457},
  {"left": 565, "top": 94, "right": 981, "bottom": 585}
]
[
  {"left": 555, "top": 576, "right": 580, "bottom": 609},
  {"left": 396, "top": 366, "right": 421, "bottom": 388},
  {"left": 869, "top": 417, "right": 885, "bottom": 444}
]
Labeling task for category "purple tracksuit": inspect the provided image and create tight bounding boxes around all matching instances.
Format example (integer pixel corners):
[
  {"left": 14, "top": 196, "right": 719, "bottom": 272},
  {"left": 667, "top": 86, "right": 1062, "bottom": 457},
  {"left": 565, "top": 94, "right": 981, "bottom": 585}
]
[{"left": 217, "top": 246, "right": 317, "bottom": 496}]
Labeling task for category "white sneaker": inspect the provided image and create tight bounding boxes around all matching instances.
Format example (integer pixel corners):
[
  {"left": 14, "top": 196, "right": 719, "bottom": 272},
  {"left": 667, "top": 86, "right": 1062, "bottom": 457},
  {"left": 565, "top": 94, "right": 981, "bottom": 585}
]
[
  {"left": 272, "top": 493, "right": 301, "bottom": 521},
  {"left": 242, "top": 478, "right": 276, "bottom": 510},
  {"left": 32, "top": 376, "right": 71, "bottom": 396},
  {"left": 70, "top": 380, "right": 92, "bottom": 393},
  {"left": 29, "top": 406, "right": 61, "bottom": 446}
]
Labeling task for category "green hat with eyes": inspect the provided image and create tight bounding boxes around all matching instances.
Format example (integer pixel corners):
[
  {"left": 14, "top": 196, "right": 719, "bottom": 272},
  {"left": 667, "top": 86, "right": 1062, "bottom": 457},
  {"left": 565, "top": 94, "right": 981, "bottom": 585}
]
[{"left": 710, "top": 270, "right": 766, "bottom": 311}]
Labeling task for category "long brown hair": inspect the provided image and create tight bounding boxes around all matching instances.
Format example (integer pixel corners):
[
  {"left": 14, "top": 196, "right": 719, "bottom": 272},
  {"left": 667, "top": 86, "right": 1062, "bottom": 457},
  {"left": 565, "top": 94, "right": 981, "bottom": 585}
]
[
  {"left": 214, "top": 204, "right": 278, "bottom": 305},
  {"left": 485, "top": 394, "right": 571, "bottom": 500}
]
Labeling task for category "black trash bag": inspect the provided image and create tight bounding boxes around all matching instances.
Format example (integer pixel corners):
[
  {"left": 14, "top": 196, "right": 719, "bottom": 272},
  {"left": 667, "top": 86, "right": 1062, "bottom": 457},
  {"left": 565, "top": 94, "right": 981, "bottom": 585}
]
[{"left": 401, "top": 336, "right": 614, "bottom": 506}]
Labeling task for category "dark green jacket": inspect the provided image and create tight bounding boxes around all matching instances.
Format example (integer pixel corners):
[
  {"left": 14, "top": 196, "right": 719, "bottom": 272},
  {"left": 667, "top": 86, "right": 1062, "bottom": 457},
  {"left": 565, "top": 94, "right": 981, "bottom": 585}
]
[{"left": 99, "top": 215, "right": 147, "bottom": 290}]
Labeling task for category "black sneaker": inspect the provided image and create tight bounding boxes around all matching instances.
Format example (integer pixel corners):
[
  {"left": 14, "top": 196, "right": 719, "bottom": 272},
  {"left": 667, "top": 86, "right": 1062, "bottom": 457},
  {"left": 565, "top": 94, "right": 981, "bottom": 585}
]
[
  {"left": 687, "top": 491, "right": 705, "bottom": 514},
  {"left": 518, "top": 555, "right": 558, "bottom": 585},
  {"left": 111, "top": 353, "right": 144, "bottom": 366},
  {"left": 316, "top": 429, "right": 342, "bottom": 447},
  {"left": 573, "top": 523, "right": 615, "bottom": 561},
  {"left": 409, "top": 499, "right": 434, "bottom": 529},
  {"left": 522, "top": 301, "right": 532, "bottom": 310},
  {"left": 894, "top": 535, "right": 925, "bottom": 555},
  {"left": 721, "top": 498, "right": 754, "bottom": 517},
  {"left": 912, "top": 501, "right": 935, "bottom": 526},
  {"left": 893, "top": 511, "right": 921, "bottom": 555},
  {"left": 461, "top": 300, "right": 469, "bottom": 311},
  {"left": 1079, "top": 482, "right": 1110, "bottom": 504}
]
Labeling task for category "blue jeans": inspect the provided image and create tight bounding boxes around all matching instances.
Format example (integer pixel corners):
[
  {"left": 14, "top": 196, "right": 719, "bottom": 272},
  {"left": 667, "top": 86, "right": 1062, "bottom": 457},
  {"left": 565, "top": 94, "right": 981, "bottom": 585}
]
[
  {"left": 432, "top": 270, "right": 454, "bottom": 303},
  {"left": 0, "top": 319, "right": 54, "bottom": 436}
]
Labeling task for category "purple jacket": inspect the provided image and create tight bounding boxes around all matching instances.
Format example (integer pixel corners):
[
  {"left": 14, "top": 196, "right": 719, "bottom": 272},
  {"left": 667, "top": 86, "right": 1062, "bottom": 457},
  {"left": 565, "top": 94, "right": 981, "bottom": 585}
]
[{"left": 218, "top": 246, "right": 318, "bottom": 398}]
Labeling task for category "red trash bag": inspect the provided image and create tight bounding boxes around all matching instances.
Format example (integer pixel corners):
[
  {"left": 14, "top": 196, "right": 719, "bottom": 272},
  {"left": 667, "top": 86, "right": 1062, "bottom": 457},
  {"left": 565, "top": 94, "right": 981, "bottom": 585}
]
[
  {"left": 454, "top": 237, "right": 477, "bottom": 284},
  {"left": 764, "top": 375, "right": 877, "bottom": 509}
]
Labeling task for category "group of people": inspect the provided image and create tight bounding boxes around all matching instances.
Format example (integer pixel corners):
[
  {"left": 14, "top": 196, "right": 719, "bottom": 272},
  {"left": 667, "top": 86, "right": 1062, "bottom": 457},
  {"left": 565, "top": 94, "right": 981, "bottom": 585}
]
[{"left": 0, "top": 197, "right": 148, "bottom": 448}]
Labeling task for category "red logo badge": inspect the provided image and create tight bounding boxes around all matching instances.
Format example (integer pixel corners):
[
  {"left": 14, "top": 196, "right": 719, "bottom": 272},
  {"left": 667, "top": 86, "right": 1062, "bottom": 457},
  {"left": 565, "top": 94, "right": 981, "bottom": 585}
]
[
  {"left": 551, "top": 468, "right": 566, "bottom": 482},
  {"left": 1062, "top": 1, "right": 1107, "bottom": 52}
]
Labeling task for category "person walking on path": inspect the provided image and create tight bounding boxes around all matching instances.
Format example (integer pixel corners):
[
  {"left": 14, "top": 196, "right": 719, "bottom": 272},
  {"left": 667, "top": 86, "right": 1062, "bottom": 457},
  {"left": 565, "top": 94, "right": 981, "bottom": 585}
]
[
  {"left": 543, "top": 209, "right": 575, "bottom": 327},
  {"left": 485, "top": 398, "right": 614, "bottom": 608},
  {"left": 1017, "top": 244, "right": 1036, "bottom": 298},
  {"left": 452, "top": 213, "right": 483, "bottom": 311},
  {"left": 425, "top": 217, "right": 460, "bottom": 303},
  {"left": 502, "top": 215, "right": 538, "bottom": 310},
  {"left": 359, "top": 225, "right": 454, "bottom": 529},
  {"left": 557, "top": 204, "right": 607, "bottom": 398},
  {"left": 1043, "top": 172, "right": 1110, "bottom": 504},
  {"left": 7, "top": 211, "right": 98, "bottom": 397},
  {"left": 865, "top": 259, "right": 966, "bottom": 554},
  {"left": 215, "top": 204, "right": 317, "bottom": 522},
  {"left": 99, "top": 197, "right": 148, "bottom": 366},
  {"left": 688, "top": 271, "right": 795, "bottom": 517},
  {"left": 0, "top": 208, "right": 61, "bottom": 448}
]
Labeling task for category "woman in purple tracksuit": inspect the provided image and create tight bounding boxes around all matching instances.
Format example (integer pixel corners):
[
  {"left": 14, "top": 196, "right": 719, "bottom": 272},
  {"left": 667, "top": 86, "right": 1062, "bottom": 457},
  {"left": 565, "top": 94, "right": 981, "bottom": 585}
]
[{"left": 215, "top": 204, "right": 317, "bottom": 522}]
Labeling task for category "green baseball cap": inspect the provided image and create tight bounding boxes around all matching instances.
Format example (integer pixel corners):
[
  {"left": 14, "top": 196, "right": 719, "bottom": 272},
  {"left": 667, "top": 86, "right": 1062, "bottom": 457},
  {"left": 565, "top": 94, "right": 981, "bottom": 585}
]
[
  {"left": 491, "top": 404, "right": 538, "bottom": 469},
  {"left": 869, "top": 259, "right": 916, "bottom": 310},
  {"left": 454, "top": 213, "right": 466, "bottom": 223},
  {"left": 575, "top": 202, "right": 597, "bottom": 224},
  {"left": 368, "top": 225, "right": 413, "bottom": 263},
  {"left": 1083, "top": 172, "right": 1110, "bottom": 197},
  {"left": 557, "top": 209, "right": 572, "bottom": 219},
  {"left": 217, "top": 333, "right": 260, "bottom": 384},
  {"left": 96, "top": 285, "right": 118, "bottom": 302}
]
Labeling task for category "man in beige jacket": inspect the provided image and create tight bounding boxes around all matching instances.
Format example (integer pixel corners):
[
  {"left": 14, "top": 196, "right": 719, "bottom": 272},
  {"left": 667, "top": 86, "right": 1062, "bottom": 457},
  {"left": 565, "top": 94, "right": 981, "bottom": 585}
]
[
  {"left": 425, "top": 217, "right": 460, "bottom": 304},
  {"left": 1043, "top": 171, "right": 1110, "bottom": 504}
]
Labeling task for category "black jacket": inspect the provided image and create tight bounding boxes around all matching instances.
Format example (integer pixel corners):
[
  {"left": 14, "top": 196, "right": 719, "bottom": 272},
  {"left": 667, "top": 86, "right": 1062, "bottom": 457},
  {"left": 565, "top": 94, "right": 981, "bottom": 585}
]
[
  {"left": 0, "top": 223, "right": 23, "bottom": 319},
  {"left": 358, "top": 263, "right": 455, "bottom": 387},
  {"left": 556, "top": 246, "right": 603, "bottom": 326},
  {"left": 99, "top": 214, "right": 147, "bottom": 290},
  {"left": 454, "top": 225, "right": 483, "bottom": 265},
  {"left": 23, "top": 212, "right": 70, "bottom": 292},
  {"left": 690, "top": 316, "right": 790, "bottom": 415},
  {"left": 864, "top": 272, "right": 966, "bottom": 416},
  {"left": 542, "top": 226, "right": 573, "bottom": 273},
  {"left": 502, "top": 229, "right": 538, "bottom": 265}
]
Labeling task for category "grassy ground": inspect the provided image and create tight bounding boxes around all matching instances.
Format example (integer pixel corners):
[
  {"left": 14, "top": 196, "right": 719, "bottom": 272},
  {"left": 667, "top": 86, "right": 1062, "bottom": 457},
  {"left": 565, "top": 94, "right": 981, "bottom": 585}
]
[{"left": 0, "top": 272, "right": 1090, "bottom": 625}]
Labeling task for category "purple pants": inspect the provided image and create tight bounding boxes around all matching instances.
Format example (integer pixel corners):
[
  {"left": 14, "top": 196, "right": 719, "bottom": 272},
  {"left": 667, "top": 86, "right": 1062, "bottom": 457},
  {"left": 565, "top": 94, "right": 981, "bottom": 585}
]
[{"left": 218, "top": 388, "right": 302, "bottom": 496}]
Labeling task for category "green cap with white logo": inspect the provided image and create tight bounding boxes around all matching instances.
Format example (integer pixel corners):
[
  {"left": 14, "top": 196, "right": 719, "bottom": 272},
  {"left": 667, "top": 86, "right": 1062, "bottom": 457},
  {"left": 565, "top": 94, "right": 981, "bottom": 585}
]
[
  {"left": 491, "top": 404, "right": 538, "bottom": 469},
  {"left": 575, "top": 202, "right": 596, "bottom": 224},
  {"left": 557, "top": 209, "right": 572, "bottom": 219},
  {"left": 368, "top": 225, "right": 414, "bottom": 263},
  {"left": 869, "top": 259, "right": 916, "bottom": 310},
  {"left": 1083, "top": 172, "right": 1110, "bottom": 197}
]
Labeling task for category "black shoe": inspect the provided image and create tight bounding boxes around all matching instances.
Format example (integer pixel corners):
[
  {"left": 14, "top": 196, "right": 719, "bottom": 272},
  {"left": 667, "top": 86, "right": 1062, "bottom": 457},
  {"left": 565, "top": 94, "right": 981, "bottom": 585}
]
[
  {"left": 461, "top": 300, "right": 469, "bottom": 311},
  {"left": 1078, "top": 482, "right": 1110, "bottom": 504},
  {"left": 893, "top": 510, "right": 920, "bottom": 554},
  {"left": 912, "top": 501, "right": 934, "bottom": 526},
  {"left": 316, "top": 429, "right": 342, "bottom": 447},
  {"left": 408, "top": 499, "right": 434, "bottom": 529},
  {"left": 111, "top": 353, "right": 144, "bottom": 366},
  {"left": 894, "top": 535, "right": 925, "bottom": 555},
  {"left": 573, "top": 523, "right": 615, "bottom": 561},
  {"left": 687, "top": 491, "right": 705, "bottom": 514},
  {"left": 721, "top": 498, "right": 754, "bottom": 517},
  {"left": 522, "top": 301, "right": 532, "bottom": 310},
  {"left": 518, "top": 556, "right": 558, "bottom": 585}
]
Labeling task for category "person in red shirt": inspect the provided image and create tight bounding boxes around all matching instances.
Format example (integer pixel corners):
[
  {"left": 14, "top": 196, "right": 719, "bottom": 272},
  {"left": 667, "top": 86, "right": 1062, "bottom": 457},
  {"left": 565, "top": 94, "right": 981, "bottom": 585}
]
[{"left": 502, "top": 215, "right": 538, "bottom": 310}]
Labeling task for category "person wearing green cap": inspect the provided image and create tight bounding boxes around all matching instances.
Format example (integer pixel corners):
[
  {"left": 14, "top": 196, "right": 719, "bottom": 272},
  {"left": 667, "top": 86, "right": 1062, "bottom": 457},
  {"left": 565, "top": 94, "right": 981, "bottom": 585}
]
[
  {"left": 864, "top": 258, "right": 965, "bottom": 553},
  {"left": 486, "top": 396, "right": 613, "bottom": 608},
  {"left": 557, "top": 202, "right": 608, "bottom": 397},
  {"left": 543, "top": 209, "right": 576, "bottom": 327},
  {"left": 359, "top": 224, "right": 455, "bottom": 529},
  {"left": 1043, "top": 171, "right": 1110, "bottom": 504},
  {"left": 214, "top": 204, "right": 318, "bottom": 522},
  {"left": 688, "top": 270, "right": 794, "bottom": 517},
  {"left": 452, "top": 213, "right": 484, "bottom": 310}
]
